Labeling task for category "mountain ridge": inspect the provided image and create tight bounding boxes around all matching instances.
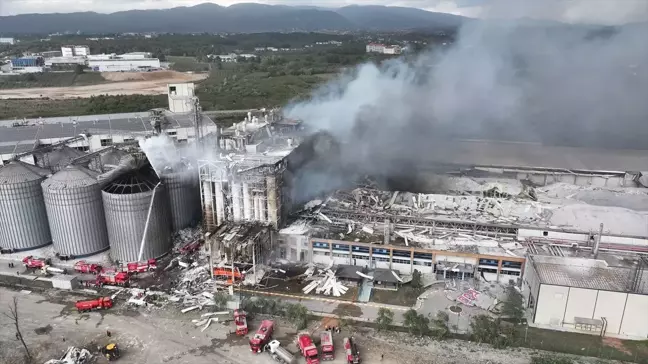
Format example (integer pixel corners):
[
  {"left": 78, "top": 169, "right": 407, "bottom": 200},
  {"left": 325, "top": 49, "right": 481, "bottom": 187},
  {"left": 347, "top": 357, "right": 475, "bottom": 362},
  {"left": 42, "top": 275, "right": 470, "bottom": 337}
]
[{"left": 0, "top": 3, "right": 468, "bottom": 34}]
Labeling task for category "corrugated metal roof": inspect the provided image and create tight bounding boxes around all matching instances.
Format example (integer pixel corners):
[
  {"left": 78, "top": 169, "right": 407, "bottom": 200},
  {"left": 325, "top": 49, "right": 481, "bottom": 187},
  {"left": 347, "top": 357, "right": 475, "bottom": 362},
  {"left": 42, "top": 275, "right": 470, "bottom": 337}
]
[
  {"left": 42, "top": 165, "right": 100, "bottom": 189},
  {"left": 0, "top": 161, "right": 50, "bottom": 184}
]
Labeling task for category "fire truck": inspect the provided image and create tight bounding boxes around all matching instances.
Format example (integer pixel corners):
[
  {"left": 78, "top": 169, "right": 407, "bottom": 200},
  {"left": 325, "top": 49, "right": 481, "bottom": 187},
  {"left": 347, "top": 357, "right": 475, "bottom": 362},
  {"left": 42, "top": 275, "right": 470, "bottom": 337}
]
[
  {"left": 297, "top": 333, "right": 320, "bottom": 364},
  {"left": 250, "top": 320, "right": 274, "bottom": 353},
  {"left": 320, "top": 331, "right": 334, "bottom": 360},
  {"left": 213, "top": 266, "right": 245, "bottom": 285},
  {"left": 343, "top": 337, "right": 361, "bottom": 364},
  {"left": 22, "top": 256, "right": 51, "bottom": 269},
  {"left": 179, "top": 240, "right": 202, "bottom": 255},
  {"left": 234, "top": 309, "right": 248, "bottom": 336},
  {"left": 74, "top": 261, "right": 102, "bottom": 274},
  {"left": 96, "top": 271, "right": 130, "bottom": 287},
  {"left": 123, "top": 258, "right": 157, "bottom": 274},
  {"left": 75, "top": 297, "right": 113, "bottom": 312}
]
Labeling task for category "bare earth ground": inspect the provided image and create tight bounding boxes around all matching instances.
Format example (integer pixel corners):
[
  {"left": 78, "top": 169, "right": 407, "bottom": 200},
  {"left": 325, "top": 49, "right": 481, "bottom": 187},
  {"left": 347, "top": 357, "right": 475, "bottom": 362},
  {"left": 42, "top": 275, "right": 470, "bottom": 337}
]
[
  {"left": 0, "top": 71, "right": 208, "bottom": 100},
  {"left": 0, "top": 287, "right": 616, "bottom": 364}
]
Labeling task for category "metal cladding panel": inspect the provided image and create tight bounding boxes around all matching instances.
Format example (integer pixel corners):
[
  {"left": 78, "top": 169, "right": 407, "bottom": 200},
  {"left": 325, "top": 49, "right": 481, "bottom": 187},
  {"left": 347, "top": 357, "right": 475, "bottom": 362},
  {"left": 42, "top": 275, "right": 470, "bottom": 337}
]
[
  {"left": 103, "top": 186, "right": 172, "bottom": 263},
  {"left": 0, "top": 178, "right": 52, "bottom": 250},
  {"left": 161, "top": 171, "right": 200, "bottom": 231},
  {"left": 43, "top": 182, "right": 109, "bottom": 256}
]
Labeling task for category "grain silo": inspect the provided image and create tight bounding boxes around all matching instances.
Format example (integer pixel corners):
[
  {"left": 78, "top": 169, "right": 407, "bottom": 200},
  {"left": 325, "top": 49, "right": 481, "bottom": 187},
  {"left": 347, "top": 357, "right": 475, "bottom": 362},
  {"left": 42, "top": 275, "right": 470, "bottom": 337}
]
[
  {"left": 102, "top": 167, "right": 172, "bottom": 263},
  {"left": 42, "top": 165, "right": 110, "bottom": 257},
  {"left": 0, "top": 161, "right": 52, "bottom": 251},
  {"left": 160, "top": 167, "right": 200, "bottom": 231}
]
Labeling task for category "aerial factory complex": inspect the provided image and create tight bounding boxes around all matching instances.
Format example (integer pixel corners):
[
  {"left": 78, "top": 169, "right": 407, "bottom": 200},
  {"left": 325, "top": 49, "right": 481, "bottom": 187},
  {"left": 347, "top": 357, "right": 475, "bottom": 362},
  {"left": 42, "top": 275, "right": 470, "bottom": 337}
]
[{"left": 1, "top": 81, "right": 648, "bottom": 347}]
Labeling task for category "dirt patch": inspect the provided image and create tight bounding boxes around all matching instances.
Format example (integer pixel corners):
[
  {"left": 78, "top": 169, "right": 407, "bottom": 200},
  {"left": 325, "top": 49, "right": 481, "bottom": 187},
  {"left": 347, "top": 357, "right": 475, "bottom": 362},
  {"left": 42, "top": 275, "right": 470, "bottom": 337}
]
[
  {"left": 0, "top": 71, "right": 208, "bottom": 100},
  {"left": 34, "top": 324, "right": 53, "bottom": 335},
  {"left": 101, "top": 70, "right": 206, "bottom": 82},
  {"left": 602, "top": 336, "right": 632, "bottom": 356},
  {"left": 332, "top": 303, "right": 363, "bottom": 318}
]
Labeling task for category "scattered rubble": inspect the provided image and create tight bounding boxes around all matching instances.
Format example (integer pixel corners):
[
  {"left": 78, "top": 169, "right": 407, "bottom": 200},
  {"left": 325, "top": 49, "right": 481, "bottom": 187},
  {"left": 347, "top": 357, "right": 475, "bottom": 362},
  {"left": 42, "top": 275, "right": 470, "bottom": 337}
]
[
  {"left": 301, "top": 264, "right": 349, "bottom": 297},
  {"left": 43, "top": 347, "right": 92, "bottom": 364}
]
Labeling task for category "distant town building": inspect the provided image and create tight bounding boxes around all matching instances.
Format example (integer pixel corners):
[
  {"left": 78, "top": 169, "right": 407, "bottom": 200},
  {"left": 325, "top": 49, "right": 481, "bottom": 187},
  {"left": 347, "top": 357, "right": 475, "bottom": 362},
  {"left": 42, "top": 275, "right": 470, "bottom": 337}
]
[
  {"left": 315, "top": 41, "right": 342, "bottom": 46},
  {"left": 366, "top": 43, "right": 402, "bottom": 55},
  {"left": 0, "top": 37, "right": 15, "bottom": 45},
  {"left": 209, "top": 53, "right": 257, "bottom": 63},
  {"left": 88, "top": 57, "right": 160, "bottom": 72},
  {"left": 61, "top": 45, "right": 90, "bottom": 57}
]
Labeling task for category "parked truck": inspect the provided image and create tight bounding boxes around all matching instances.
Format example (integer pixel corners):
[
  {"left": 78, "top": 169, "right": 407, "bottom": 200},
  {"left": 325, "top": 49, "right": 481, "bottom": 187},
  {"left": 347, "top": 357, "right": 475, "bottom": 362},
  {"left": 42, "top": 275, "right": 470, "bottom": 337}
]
[
  {"left": 265, "top": 340, "right": 296, "bottom": 364},
  {"left": 123, "top": 258, "right": 157, "bottom": 274},
  {"left": 320, "top": 331, "right": 334, "bottom": 361},
  {"left": 22, "top": 256, "right": 51, "bottom": 269},
  {"left": 75, "top": 297, "right": 113, "bottom": 312},
  {"left": 250, "top": 320, "right": 274, "bottom": 353},
  {"left": 74, "top": 261, "right": 102, "bottom": 274},
  {"left": 96, "top": 271, "right": 130, "bottom": 287},
  {"left": 343, "top": 337, "right": 361, "bottom": 364},
  {"left": 297, "top": 333, "right": 320, "bottom": 364},
  {"left": 234, "top": 309, "right": 248, "bottom": 336}
]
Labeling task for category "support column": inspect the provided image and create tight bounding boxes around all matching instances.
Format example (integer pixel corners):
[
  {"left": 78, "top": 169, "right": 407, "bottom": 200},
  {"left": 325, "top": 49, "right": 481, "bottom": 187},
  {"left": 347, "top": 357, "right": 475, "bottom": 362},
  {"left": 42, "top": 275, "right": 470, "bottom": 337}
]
[
  {"left": 242, "top": 182, "right": 252, "bottom": 220},
  {"left": 231, "top": 182, "right": 242, "bottom": 222},
  {"left": 266, "top": 176, "right": 278, "bottom": 228}
]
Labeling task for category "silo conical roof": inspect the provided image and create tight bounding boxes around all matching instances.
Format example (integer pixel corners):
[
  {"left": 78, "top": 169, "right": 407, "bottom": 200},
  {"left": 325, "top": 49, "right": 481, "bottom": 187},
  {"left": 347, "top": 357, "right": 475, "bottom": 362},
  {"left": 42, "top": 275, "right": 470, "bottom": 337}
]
[
  {"left": 0, "top": 161, "right": 50, "bottom": 185},
  {"left": 42, "top": 165, "right": 100, "bottom": 190}
]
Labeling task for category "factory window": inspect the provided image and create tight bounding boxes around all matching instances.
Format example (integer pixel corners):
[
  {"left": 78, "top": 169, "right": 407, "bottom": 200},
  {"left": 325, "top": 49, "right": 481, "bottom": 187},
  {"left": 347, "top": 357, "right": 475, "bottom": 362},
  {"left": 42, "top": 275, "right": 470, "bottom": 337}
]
[
  {"left": 177, "top": 139, "right": 188, "bottom": 143},
  {"left": 392, "top": 250, "right": 411, "bottom": 258},
  {"left": 100, "top": 138, "right": 112, "bottom": 146},
  {"left": 372, "top": 257, "right": 389, "bottom": 262},
  {"left": 479, "top": 268, "right": 497, "bottom": 274},
  {"left": 123, "top": 138, "right": 134, "bottom": 143},
  {"left": 333, "top": 253, "right": 348, "bottom": 258},
  {"left": 352, "top": 254, "right": 367, "bottom": 260},
  {"left": 393, "top": 258, "right": 411, "bottom": 265},
  {"left": 313, "top": 241, "right": 329, "bottom": 249},
  {"left": 372, "top": 248, "right": 389, "bottom": 256},
  {"left": 479, "top": 259, "right": 499, "bottom": 267},
  {"left": 502, "top": 261, "right": 522, "bottom": 269},
  {"left": 413, "top": 252, "right": 432, "bottom": 260},
  {"left": 313, "top": 251, "right": 329, "bottom": 256},
  {"left": 332, "top": 244, "right": 350, "bottom": 252},
  {"left": 500, "top": 270, "right": 521, "bottom": 276},
  {"left": 543, "top": 231, "right": 548, "bottom": 237},
  {"left": 352, "top": 246, "right": 369, "bottom": 254},
  {"left": 169, "top": 86, "right": 176, "bottom": 95},
  {"left": 166, "top": 131, "right": 177, "bottom": 136}
]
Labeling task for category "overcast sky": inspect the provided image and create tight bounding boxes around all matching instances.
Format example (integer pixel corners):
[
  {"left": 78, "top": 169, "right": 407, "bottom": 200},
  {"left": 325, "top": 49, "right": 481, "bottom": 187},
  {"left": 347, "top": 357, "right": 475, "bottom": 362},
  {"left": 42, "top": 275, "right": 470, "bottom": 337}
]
[{"left": 0, "top": 0, "right": 646, "bottom": 25}]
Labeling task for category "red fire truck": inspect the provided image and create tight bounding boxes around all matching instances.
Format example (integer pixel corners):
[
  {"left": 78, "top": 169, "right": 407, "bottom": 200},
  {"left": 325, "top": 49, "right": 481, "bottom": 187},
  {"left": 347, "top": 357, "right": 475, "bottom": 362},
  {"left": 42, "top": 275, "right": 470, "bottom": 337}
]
[
  {"left": 343, "top": 337, "right": 361, "bottom": 364},
  {"left": 96, "top": 271, "right": 130, "bottom": 287},
  {"left": 75, "top": 297, "right": 113, "bottom": 312},
  {"left": 123, "top": 258, "right": 157, "bottom": 274},
  {"left": 297, "top": 333, "right": 320, "bottom": 364},
  {"left": 179, "top": 240, "right": 202, "bottom": 255},
  {"left": 74, "top": 261, "right": 102, "bottom": 274},
  {"left": 320, "top": 331, "right": 334, "bottom": 361},
  {"left": 234, "top": 309, "right": 248, "bottom": 336},
  {"left": 22, "top": 256, "right": 51, "bottom": 269},
  {"left": 213, "top": 266, "right": 245, "bottom": 285},
  {"left": 250, "top": 320, "right": 274, "bottom": 353}
]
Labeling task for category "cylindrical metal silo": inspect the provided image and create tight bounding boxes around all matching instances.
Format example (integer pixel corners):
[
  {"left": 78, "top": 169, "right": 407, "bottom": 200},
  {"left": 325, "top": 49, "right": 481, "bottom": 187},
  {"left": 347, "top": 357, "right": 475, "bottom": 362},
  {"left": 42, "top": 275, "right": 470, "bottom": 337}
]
[
  {"left": 0, "top": 162, "right": 52, "bottom": 251},
  {"left": 103, "top": 168, "right": 172, "bottom": 263},
  {"left": 160, "top": 168, "right": 200, "bottom": 232},
  {"left": 42, "top": 165, "right": 110, "bottom": 257}
]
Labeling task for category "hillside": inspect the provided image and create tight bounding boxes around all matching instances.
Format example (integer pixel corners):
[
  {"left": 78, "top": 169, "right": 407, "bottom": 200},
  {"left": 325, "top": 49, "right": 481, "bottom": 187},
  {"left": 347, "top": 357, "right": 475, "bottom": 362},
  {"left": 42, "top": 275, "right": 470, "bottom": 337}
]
[{"left": 0, "top": 3, "right": 467, "bottom": 34}]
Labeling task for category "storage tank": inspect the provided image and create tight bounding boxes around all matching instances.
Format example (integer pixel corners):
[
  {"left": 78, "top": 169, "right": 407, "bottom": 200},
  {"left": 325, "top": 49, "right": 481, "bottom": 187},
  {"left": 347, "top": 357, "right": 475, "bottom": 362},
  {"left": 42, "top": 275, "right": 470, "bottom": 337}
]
[
  {"left": 0, "top": 161, "right": 52, "bottom": 251},
  {"left": 160, "top": 167, "right": 200, "bottom": 231},
  {"left": 102, "top": 167, "right": 172, "bottom": 263},
  {"left": 42, "top": 165, "right": 110, "bottom": 257}
]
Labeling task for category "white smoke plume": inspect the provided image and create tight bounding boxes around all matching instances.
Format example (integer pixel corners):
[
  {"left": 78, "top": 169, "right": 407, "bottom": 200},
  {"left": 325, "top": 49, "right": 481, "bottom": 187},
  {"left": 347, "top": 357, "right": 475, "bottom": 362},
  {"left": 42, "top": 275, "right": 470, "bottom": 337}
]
[
  {"left": 283, "top": 0, "right": 648, "bottom": 201},
  {"left": 138, "top": 135, "right": 205, "bottom": 177}
]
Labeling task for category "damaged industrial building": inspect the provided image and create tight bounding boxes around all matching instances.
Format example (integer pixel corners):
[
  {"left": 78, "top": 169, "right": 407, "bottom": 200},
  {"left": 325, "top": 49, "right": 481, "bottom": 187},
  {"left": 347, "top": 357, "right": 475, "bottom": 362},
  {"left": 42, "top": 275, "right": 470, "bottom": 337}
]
[{"left": 2, "top": 81, "right": 648, "bottom": 341}]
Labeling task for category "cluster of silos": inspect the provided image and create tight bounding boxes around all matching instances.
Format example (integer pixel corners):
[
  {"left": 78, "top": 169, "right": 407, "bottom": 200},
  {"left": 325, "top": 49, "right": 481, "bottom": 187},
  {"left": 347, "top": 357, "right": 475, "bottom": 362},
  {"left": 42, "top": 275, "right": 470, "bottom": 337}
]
[
  {"left": 102, "top": 167, "right": 172, "bottom": 263},
  {"left": 42, "top": 165, "right": 110, "bottom": 257},
  {"left": 0, "top": 162, "right": 52, "bottom": 251}
]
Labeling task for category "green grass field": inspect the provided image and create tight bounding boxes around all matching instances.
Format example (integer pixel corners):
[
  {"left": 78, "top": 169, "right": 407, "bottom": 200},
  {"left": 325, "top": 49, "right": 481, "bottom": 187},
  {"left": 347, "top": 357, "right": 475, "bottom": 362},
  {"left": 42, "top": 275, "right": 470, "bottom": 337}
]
[{"left": 168, "top": 56, "right": 212, "bottom": 73}]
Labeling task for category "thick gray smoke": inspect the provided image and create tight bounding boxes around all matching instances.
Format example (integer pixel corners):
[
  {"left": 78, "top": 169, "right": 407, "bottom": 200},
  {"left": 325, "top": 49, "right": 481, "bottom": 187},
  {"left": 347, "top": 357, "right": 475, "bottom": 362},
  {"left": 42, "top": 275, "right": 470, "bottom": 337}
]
[{"left": 284, "top": 1, "right": 648, "bottom": 202}]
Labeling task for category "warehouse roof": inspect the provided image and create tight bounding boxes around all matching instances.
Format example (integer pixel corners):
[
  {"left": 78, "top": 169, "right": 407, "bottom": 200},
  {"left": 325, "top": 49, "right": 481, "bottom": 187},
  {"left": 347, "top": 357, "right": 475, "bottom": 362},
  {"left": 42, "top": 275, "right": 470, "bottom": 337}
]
[{"left": 530, "top": 255, "right": 648, "bottom": 295}]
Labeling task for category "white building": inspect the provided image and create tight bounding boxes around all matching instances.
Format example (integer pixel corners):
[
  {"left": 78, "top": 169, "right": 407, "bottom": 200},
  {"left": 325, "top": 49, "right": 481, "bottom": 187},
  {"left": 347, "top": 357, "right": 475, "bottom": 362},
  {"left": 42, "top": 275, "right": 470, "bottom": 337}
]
[
  {"left": 74, "top": 46, "right": 90, "bottom": 57},
  {"left": 366, "top": 43, "right": 402, "bottom": 55},
  {"left": 87, "top": 58, "right": 160, "bottom": 72},
  {"left": 0, "top": 37, "right": 15, "bottom": 45},
  {"left": 45, "top": 57, "right": 87, "bottom": 66},
  {"left": 168, "top": 83, "right": 195, "bottom": 113},
  {"left": 523, "top": 254, "right": 648, "bottom": 340},
  {"left": 120, "top": 52, "right": 153, "bottom": 60},
  {"left": 209, "top": 53, "right": 257, "bottom": 63},
  {"left": 61, "top": 45, "right": 90, "bottom": 57}
]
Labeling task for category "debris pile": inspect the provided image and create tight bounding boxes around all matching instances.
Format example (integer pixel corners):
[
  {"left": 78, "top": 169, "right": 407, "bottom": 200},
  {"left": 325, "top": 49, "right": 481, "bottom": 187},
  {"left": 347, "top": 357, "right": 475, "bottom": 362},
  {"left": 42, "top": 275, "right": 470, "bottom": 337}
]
[
  {"left": 445, "top": 282, "right": 497, "bottom": 311},
  {"left": 302, "top": 264, "right": 349, "bottom": 297},
  {"left": 44, "top": 347, "right": 92, "bottom": 364}
]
